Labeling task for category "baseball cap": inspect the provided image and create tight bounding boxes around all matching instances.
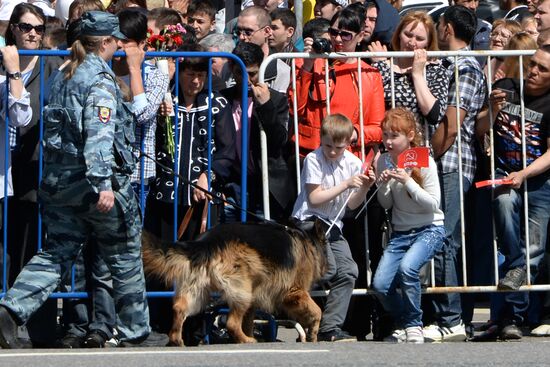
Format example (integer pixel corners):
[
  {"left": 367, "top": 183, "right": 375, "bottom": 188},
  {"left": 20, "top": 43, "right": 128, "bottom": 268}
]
[{"left": 79, "top": 11, "right": 127, "bottom": 39}]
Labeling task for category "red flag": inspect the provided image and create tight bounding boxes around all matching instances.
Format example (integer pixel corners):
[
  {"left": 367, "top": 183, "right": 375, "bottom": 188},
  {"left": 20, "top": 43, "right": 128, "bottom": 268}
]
[
  {"left": 361, "top": 149, "right": 375, "bottom": 174},
  {"left": 397, "top": 147, "right": 429, "bottom": 169},
  {"left": 475, "top": 179, "right": 514, "bottom": 189}
]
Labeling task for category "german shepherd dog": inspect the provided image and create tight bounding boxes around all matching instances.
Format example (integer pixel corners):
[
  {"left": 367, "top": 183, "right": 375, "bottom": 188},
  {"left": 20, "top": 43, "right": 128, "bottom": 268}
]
[{"left": 141, "top": 220, "right": 328, "bottom": 346}]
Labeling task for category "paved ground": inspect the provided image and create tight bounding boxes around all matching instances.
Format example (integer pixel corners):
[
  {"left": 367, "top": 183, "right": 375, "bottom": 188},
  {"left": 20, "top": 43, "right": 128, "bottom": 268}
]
[
  {"left": 1, "top": 339, "right": 550, "bottom": 367},
  {"left": 1, "top": 309, "right": 549, "bottom": 367}
]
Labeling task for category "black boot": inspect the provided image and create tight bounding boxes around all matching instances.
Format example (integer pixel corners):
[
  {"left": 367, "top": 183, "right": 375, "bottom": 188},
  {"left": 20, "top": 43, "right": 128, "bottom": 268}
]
[{"left": 0, "top": 306, "right": 22, "bottom": 349}]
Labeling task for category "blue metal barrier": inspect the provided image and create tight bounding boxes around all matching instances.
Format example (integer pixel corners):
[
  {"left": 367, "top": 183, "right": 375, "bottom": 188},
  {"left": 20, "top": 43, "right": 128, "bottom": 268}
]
[{"left": 0, "top": 49, "right": 249, "bottom": 300}]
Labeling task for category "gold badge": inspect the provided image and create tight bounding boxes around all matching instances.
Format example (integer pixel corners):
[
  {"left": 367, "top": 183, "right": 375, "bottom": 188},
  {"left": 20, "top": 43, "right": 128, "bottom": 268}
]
[{"left": 98, "top": 107, "right": 111, "bottom": 124}]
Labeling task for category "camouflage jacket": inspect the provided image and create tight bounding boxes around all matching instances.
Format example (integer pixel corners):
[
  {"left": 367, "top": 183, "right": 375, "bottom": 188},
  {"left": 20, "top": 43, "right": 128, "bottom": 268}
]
[{"left": 41, "top": 53, "right": 136, "bottom": 203}]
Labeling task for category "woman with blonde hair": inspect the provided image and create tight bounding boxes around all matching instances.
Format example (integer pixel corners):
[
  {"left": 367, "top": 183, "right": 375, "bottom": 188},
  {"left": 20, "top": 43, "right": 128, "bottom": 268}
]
[
  {"left": 0, "top": 11, "right": 153, "bottom": 349},
  {"left": 368, "top": 11, "right": 449, "bottom": 137},
  {"left": 485, "top": 19, "right": 522, "bottom": 83},
  {"left": 521, "top": 16, "right": 539, "bottom": 42},
  {"left": 496, "top": 32, "right": 537, "bottom": 81}
]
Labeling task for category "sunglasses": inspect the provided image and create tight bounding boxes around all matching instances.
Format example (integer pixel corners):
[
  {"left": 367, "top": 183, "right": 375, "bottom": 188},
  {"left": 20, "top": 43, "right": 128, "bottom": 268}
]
[
  {"left": 328, "top": 28, "right": 355, "bottom": 42},
  {"left": 233, "top": 25, "right": 267, "bottom": 38},
  {"left": 15, "top": 23, "right": 45, "bottom": 35}
]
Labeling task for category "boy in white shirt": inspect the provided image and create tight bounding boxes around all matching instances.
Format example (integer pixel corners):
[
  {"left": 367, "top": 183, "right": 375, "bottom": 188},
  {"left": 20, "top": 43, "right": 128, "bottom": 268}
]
[{"left": 292, "top": 113, "right": 374, "bottom": 342}]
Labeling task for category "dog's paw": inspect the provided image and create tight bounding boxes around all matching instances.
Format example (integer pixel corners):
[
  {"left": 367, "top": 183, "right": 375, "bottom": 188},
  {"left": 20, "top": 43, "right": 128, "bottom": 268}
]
[
  {"left": 237, "top": 336, "right": 257, "bottom": 343},
  {"left": 167, "top": 338, "right": 184, "bottom": 347}
]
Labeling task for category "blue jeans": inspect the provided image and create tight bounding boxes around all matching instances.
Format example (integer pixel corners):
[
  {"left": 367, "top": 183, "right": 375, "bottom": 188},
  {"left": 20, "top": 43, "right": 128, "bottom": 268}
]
[
  {"left": 373, "top": 225, "right": 445, "bottom": 328},
  {"left": 431, "top": 171, "right": 471, "bottom": 327},
  {"left": 491, "top": 170, "right": 550, "bottom": 324}
]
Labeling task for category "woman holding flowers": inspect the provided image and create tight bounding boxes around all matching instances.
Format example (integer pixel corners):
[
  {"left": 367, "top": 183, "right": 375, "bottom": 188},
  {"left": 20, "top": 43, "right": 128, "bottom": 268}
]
[
  {"left": 146, "top": 43, "right": 235, "bottom": 242},
  {"left": 143, "top": 44, "right": 234, "bottom": 339}
]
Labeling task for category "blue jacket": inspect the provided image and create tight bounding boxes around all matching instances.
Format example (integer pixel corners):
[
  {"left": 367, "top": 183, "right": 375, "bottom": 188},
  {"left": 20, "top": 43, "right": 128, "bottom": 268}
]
[{"left": 40, "top": 53, "right": 136, "bottom": 204}]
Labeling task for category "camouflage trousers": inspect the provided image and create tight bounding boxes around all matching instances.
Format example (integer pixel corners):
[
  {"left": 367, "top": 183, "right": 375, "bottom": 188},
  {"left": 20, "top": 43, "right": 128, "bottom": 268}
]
[{"left": 0, "top": 179, "right": 150, "bottom": 341}]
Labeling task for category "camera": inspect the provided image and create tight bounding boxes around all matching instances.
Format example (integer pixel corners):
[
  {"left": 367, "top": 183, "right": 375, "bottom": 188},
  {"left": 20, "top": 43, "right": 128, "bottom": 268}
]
[{"left": 312, "top": 38, "right": 332, "bottom": 54}]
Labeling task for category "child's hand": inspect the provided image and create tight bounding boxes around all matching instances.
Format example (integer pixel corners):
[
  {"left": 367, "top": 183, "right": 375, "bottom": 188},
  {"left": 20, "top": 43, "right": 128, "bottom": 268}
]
[
  {"left": 362, "top": 169, "right": 376, "bottom": 186},
  {"left": 346, "top": 174, "right": 365, "bottom": 189},
  {"left": 387, "top": 168, "right": 411, "bottom": 184},
  {"left": 378, "top": 169, "right": 394, "bottom": 183}
]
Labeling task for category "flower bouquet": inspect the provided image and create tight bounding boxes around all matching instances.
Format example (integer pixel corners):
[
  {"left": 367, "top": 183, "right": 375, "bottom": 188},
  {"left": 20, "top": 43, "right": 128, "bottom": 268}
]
[{"left": 147, "top": 24, "right": 186, "bottom": 158}]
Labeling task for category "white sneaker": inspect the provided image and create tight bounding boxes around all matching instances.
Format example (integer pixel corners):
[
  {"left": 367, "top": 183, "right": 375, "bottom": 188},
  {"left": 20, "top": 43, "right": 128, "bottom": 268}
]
[
  {"left": 105, "top": 336, "right": 120, "bottom": 347},
  {"left": 423, "top": 321, "right": 467, "bottom": 342},
  {"left": 531, "top": 324, "right": 550, "bottom": 336},
  {"left": 105, "top": 328, "right": 120, "bottom": 348},
  {"left": 384, "top": 329, "right": 406, "bottom": 343},
  {"left": 405, "top": 326, "right": 424, "bottom": 344}
]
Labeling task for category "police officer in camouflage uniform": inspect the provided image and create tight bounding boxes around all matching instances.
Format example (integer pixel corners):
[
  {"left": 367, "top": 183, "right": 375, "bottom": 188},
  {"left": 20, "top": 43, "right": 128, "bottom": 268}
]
[{"left": 0, "top": 11, "right": 150, "bottom": 349}]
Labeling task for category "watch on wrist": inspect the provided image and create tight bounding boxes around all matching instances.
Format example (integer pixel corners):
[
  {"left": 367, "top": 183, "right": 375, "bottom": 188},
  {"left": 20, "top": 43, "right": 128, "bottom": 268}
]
[{"left": 7, "top": 71, "right": 22, "bottom": 80}]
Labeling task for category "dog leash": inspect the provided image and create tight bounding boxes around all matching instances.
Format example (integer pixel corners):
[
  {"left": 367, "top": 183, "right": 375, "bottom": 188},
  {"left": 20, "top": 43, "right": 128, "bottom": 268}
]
[{"left": 138, "top": 151, "right": 271, "bottom": 222}]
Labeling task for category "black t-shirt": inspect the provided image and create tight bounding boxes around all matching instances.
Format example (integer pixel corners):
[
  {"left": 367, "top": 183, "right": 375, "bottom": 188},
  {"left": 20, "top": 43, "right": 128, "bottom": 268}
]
[{"left": 493, "top": 78, "right": 550, "bottom": 174}]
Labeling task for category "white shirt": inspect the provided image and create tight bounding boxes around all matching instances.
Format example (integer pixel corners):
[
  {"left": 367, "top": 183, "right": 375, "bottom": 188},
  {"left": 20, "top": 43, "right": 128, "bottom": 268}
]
[
  {"left": 0, "top": 76, "right": 32, "bottom": 199},
  {"left": 292, "top": 147, "right": 361, "bottom": 230}
]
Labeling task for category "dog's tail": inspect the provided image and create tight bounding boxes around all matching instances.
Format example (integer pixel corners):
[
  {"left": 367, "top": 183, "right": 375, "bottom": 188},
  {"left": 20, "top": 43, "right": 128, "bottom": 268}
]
[{"left": 141, "top": 230, "right": 179, "bottom": 286}]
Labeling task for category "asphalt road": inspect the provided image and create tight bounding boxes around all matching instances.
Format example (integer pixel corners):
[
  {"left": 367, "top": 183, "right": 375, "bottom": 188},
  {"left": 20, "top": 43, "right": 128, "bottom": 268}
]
[
  {"left": 1, "top": 308, "right": 548, "bottom": 366},
  {"left": 1, "top": 340, "right": 550, "bottom": 367}
]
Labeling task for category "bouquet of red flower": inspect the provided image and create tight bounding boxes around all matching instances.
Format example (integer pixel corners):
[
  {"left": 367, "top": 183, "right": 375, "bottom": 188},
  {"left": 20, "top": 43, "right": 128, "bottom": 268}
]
[
  {"left": 147, "top": 23, "right": 186, "bottom": 52},
  {"left": 147, "top": 23, "right": 187, "bottom": 158}
]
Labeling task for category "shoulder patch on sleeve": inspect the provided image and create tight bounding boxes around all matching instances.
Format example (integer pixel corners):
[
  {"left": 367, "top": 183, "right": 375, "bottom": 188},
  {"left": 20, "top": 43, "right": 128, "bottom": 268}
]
[{"left": 98, "top": 106, "right": 112, "bottom": 124}]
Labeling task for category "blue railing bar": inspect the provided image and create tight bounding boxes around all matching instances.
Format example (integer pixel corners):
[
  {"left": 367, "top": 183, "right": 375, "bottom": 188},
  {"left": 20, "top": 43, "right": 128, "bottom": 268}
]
[
  {"left": 0, "top": 290, "right": 178, "bottom": 299},
  {"left": 0, "top": 50, "right": 250, "bottom": 301},
  {"left": 2, "top": 73, "right": 9, "bottom": 292},
  {"left": 206, "top": 57, "right": 213, "bottom": 228},
  {"left": 139, "top": 65, "right": 146, "bottom": 216},
  {"left": 17, "top": 49, "right": 247, "bottom": 60},
  {"left": 172, "top": 60, "right": 180, "bottom": 243},
  {"left": 37, "top": 56, "right": 45, "bottom": 252},
  {"left": 240, "top": 66, "right": 248, "bottom": 222}
]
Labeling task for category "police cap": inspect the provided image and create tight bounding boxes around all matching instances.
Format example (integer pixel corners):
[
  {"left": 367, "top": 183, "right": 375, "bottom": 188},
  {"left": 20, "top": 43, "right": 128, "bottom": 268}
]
[{"left": 80, "top": 11, "right": 127, "bottom": 40}]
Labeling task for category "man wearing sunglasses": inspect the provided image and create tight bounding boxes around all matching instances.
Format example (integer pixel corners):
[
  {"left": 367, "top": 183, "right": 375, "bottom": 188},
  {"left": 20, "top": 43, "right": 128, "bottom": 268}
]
[{"left": 233, "top": 5, "right": 290, "bottom": 94}]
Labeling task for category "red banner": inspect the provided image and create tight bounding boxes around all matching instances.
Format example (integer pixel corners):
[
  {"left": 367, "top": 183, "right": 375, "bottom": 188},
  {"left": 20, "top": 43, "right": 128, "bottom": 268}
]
[
  {"left": 475, "top": 179, "right": 514, "bottom": 189},
  {"left": 397, "top": 147, "right": 429, "bottom": 169}
]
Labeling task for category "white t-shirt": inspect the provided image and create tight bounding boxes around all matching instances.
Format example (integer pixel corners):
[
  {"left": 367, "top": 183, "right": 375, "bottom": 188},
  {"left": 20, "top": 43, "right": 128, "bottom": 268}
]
[{"left": 292, "top": 147, "right": 361, "bottom": 230}]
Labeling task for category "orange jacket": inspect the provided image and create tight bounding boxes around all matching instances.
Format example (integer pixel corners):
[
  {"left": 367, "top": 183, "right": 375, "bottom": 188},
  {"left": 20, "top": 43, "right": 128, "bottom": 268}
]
[{"left": 288, "top": 58, "right": 385, "bottom": 158}]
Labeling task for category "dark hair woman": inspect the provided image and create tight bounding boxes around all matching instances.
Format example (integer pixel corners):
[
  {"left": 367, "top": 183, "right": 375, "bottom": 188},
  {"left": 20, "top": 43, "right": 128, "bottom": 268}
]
[
  {"left": 289, "top": 6, "right": 385, "bottom": 158},
  {"left": 4, "top": 3, "right": 63, "bottom": 297}
]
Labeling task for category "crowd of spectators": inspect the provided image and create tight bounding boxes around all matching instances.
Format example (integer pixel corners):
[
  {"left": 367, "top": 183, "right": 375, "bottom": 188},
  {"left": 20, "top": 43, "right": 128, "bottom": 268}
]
[{"left": 0, "top": 0, "right": 549, "bottom": 347}]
